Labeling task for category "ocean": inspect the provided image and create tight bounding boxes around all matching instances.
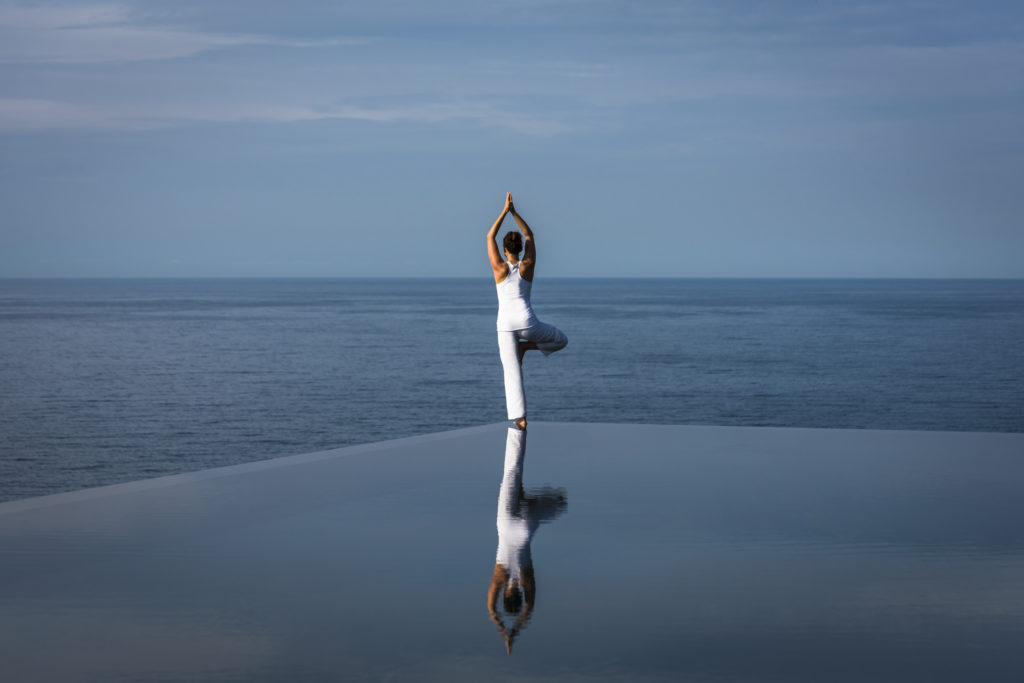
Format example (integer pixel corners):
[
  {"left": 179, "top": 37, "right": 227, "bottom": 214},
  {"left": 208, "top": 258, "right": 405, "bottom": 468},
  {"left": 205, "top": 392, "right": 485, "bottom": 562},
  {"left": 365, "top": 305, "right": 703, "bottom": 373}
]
[{"left": 1, "top": 278, "right": 1022, "bottom": 502}]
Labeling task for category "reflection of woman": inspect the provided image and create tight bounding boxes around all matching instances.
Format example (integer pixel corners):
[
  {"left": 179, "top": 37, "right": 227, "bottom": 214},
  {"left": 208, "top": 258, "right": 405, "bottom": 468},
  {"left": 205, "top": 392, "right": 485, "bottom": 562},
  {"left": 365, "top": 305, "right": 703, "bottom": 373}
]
[
  {"left": 486, "top": 193, "right": 568, "bottom": 430},
  {"left": 487, "top": 426, "right": 567, "bottom": 654}
]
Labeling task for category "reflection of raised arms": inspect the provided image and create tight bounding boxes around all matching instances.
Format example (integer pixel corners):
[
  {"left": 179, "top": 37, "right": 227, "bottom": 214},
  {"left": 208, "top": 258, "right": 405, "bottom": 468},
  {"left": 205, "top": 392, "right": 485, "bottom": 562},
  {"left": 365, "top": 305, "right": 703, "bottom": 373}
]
[
  {"left": 486, "top": 193, "right": 514, "bottom": 284},
  {"left": 487, "top": 427, "right": 566, "bottom": 654},
  {"left": 508, "top": 197, "right": 536, "bottom": 282},
  {"left": 487, "top": 565, "right": 535, "bottom": 654}
]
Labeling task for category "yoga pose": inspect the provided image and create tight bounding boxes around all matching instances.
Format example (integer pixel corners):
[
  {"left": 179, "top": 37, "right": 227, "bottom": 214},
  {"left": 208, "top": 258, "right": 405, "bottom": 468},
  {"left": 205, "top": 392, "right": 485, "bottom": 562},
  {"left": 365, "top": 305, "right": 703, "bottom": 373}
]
[
  {"left": 487, "top": 193, "right": 568, "bottom": 429},
  {"left": 487, "top": 426, "right": 567, "bottom": 654}
]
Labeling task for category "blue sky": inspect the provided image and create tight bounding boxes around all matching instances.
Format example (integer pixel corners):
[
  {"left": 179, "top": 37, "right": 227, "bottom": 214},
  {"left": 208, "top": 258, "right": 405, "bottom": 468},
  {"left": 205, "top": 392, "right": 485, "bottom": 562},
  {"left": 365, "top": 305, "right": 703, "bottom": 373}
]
[{"left": 1, "top": 0, "right": 1021, "bottom": 277}]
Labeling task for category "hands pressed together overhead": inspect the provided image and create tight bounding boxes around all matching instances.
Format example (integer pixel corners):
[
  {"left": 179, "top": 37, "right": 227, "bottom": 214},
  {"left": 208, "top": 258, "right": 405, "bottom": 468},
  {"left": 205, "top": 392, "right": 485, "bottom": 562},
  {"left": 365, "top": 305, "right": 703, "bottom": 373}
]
[
  {"left": 487, "top": 191, "right": 536, "bottom": 281},
  {"left": 494, "top": 192, "right": 533, "bottom": 243}
]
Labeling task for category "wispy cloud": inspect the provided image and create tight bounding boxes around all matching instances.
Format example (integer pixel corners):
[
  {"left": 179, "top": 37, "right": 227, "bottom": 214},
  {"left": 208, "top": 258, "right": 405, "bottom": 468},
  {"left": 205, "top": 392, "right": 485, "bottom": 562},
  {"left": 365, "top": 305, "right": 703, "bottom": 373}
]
[
  {"left": 0, "top": 3, "right": 350, "bottom": 63},
  {"left": 0, "top": 98, "right": 114, "bottom": 129},
  {"left": 324, "top": 102, "right": 570, "bottom": 135},
  {"left": 0, "top": 1, "right": 572, "bottom": 137},
  {"left": 0, "top": 97, "right": 569, "bottom": 135},
  {"left": 0, "top": 0, "right": 1018, "bottom": 141},
  {"left": 0, "top": 4, "right": 127, "bottom": 29}
]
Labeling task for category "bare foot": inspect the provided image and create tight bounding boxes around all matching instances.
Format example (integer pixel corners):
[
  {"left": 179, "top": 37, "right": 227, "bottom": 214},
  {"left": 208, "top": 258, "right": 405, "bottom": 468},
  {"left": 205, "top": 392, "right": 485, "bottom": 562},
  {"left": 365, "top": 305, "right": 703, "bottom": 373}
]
[
  {"left": 516, "top": 340, "right": 539, "bottom": 365},
  {"left": 513, "top": 417, "right": 527, "bottom": 430}
]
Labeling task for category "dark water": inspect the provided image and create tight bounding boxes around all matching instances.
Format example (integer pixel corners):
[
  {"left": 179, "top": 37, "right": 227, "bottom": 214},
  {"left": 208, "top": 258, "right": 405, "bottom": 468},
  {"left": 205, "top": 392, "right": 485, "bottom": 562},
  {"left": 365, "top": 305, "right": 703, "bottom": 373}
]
[
  {"left": 1, "top": 278, "right": 1022, "bottom": 502},
  {"left": 3, "top": 423, "right": 1023, "bottom": 681}
]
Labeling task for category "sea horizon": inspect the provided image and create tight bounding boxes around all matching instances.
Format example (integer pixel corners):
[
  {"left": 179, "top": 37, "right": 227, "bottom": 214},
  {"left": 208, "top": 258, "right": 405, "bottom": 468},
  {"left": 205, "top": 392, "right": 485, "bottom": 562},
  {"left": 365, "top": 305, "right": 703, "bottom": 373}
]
[
  {"left": 2, "top": 277, "right": 1022, "bottom": 502},
  {"left": 3, "top": 275, "right": 1023, "bottom": 281}
]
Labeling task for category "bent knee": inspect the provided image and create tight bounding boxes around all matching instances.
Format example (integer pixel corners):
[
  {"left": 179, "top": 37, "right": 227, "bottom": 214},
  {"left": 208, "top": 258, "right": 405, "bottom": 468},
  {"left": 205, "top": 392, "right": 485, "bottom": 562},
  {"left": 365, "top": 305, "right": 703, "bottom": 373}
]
[{"left": 544, "top": 336, "right": 568, "bottom": 354}]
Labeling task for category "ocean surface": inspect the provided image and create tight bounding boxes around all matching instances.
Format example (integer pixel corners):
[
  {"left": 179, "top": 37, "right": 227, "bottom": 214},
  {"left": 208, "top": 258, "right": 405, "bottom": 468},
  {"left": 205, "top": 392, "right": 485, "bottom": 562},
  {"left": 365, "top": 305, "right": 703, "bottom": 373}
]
[{"left": 1, "top": 278, "right": 1022, "bottom": 502}]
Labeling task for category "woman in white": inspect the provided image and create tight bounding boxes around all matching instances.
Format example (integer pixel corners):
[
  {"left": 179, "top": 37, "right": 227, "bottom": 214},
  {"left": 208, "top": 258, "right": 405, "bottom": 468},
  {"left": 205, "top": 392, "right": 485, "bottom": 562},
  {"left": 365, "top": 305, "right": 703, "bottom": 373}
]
[
  {"left": 487, "top": 426, "right": 567, "bottom": 653},
  {"left": 486, "top": 192, "right": 568, "bottom": 429}
]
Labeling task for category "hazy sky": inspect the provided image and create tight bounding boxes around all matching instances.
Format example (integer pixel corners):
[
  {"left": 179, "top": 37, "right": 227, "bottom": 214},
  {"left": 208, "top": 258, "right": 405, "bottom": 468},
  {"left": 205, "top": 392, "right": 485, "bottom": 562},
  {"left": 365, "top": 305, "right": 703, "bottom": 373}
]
[{"left": 1, "top": 1, "right": 1021, "bottom": 277}]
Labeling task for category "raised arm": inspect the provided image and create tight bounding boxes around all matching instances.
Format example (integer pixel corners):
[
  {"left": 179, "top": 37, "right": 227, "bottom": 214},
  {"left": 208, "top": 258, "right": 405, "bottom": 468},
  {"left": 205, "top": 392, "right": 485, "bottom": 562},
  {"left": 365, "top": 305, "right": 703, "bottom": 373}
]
[
  {"left": 486, "top": 194, "right": 512, "bottom": 283},
  {"left": 509, "top": 201, "right": 536, "bottom": 282},
  {"left": 488, "top": 564, "right": 508, "bottom": 619},
  {"left": 487, "top": 564, "right": 513, "bottom": 645}
]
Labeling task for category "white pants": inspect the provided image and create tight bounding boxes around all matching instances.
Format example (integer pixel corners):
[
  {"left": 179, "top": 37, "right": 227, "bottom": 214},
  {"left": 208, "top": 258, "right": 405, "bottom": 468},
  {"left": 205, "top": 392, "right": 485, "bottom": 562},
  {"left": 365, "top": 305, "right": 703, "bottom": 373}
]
[{"left": 497, "top": 322, "right": 568, "bottom": 420}]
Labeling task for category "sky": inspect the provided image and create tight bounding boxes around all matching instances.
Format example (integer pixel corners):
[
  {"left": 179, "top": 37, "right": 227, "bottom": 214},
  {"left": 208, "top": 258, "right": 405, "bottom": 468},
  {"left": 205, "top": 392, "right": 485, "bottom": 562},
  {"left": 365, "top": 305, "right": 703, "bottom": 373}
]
[{"left": 0, "top": 0, "right": 1021, "bottom": 278}]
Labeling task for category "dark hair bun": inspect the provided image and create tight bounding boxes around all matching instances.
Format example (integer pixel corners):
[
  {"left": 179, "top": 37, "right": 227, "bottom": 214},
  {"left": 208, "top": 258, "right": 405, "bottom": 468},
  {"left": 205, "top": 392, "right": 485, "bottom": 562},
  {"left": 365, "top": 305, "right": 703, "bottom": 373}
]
[{"left": 503, "top": 232, "right": 523, "bottom": 255}]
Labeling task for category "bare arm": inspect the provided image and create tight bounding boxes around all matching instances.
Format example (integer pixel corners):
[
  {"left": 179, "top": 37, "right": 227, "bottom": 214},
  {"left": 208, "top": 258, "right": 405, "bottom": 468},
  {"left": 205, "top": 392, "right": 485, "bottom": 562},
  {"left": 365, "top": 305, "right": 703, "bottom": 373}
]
[
  {"left": 486, "top": 194, "right": 513, "bottom": 283},
  {"left": 509, "top": 203, "right": 536, "bottom": 282},
  {"left": 488, "top": 565, "right": 511, "bottom": 636}
]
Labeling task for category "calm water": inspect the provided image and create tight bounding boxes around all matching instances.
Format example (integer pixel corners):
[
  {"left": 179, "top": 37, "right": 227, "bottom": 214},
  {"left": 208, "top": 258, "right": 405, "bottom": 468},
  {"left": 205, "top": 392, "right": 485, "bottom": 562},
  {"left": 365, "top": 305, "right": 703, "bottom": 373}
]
[
  {"left": 1, "top": 278, "right": 1022, "bottom": 502},
  {"left": 3, "top": 423, "right": 1023, "bottom": 681}
]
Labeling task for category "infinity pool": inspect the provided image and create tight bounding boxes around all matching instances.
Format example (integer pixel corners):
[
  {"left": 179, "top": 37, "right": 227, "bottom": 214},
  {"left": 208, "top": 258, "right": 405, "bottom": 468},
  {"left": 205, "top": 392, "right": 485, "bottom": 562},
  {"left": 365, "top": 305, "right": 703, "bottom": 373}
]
[{"left": 2, "top": 423, "right": 1022, "bottom": 681}]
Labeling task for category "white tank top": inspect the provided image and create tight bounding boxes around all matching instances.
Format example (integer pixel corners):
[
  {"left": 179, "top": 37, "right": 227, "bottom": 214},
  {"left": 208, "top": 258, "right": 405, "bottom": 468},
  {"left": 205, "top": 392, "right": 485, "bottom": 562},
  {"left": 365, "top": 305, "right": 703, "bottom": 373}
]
[{"left": 495, "top": 262, "right": 538, "bottom": 331}]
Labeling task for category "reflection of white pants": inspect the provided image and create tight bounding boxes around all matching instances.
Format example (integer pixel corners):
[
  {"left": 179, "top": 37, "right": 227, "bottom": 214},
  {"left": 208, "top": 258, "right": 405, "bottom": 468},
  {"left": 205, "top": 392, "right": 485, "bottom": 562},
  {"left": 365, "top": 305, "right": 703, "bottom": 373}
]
[{"left": 498, "top": 322, "right": 568, "bottom": 420}]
